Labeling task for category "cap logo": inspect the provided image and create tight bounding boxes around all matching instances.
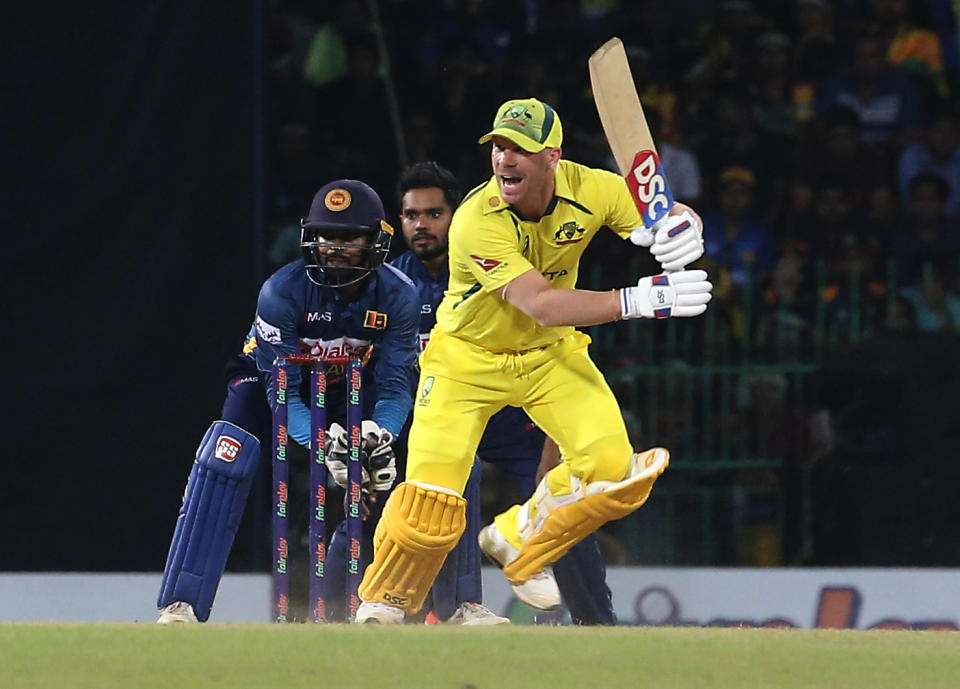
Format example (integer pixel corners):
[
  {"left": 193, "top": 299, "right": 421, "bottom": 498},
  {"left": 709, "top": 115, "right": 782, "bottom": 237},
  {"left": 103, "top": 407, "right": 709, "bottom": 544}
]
[
  {"left": 501, "top": 104, "right": 532, "bottom": 128},
  {"left": 324, "top": 189, "right": 352, "bottom": 211}
]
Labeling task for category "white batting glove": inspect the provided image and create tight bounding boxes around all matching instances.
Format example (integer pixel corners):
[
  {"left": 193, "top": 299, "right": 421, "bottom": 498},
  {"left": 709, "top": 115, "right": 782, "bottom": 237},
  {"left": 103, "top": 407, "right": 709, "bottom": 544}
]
[
  {"left": 324, "top": 422, "right": 370, "bottom": 489},
  {"left": 361, "top": 420, "right": 397, "bottom": 492},
  {"left": 630, "top": 210, "right": 705, "bottom": 272},
  {"left": 620, "top": 270, "right": 713, "bottom": 319}
]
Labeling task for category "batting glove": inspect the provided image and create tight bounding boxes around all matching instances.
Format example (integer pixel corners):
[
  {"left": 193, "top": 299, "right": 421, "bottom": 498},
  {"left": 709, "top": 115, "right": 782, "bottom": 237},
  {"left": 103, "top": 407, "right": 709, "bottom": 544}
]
[
  {"left": 630, "top": 210, "right": 704, "bottom": 272},
  {"left": 361, "top": 420, "right": 397, "bottom": 492},
  {"left": 325, "top": 422, "right": 370, "bottom": 489},
  {"left": 620, "top": 269, "right": 713, "bottom": 319}
]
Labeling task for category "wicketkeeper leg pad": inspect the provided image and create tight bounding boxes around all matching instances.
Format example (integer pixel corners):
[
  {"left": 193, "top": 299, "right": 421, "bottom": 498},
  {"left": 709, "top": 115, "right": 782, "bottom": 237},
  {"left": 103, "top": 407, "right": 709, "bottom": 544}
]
[
  {"left": 502, "top": 447, "right": 668, "bottom": 584},
  {"left": 358, "top": 481, "right": 466, "bottom": 613},
  {"left": 157, "top": 421, "right": 260, "bottom": 621}
]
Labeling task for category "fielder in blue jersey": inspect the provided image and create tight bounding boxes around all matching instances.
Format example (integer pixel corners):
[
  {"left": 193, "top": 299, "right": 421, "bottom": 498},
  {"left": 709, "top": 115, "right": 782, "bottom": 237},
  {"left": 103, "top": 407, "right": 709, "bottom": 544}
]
[
  {"left": 391, "top": 162, "right": 615, "bottom": 625},
  {"left": 157, "top": 179, "right": 419, "bottom": 623}
]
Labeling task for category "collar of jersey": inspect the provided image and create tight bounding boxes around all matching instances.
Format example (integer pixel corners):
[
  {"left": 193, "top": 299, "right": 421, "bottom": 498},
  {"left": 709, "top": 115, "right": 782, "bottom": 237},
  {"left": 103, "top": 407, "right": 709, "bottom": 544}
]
[{"left": 480, "top": 163, "right": 575, "bottom": 217}]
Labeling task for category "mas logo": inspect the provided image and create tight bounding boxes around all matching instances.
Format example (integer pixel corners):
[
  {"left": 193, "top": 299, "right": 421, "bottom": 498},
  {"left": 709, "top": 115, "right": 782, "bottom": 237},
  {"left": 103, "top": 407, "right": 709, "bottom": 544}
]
[{"left": 554, "top": 221, "right": 585, "bottom": 245}]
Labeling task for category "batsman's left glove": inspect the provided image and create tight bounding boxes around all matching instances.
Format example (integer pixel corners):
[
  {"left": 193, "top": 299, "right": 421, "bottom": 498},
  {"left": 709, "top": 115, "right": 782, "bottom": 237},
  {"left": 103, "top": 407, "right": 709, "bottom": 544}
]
[
  {"left": 630, "top": 210, "right": 704, "bottom": 272},
  {"left": 620, "top": 269, "right": 713, "bottom": 319},
  {"left": 361, "top": 420, "right": 397, "bottom": 492}
]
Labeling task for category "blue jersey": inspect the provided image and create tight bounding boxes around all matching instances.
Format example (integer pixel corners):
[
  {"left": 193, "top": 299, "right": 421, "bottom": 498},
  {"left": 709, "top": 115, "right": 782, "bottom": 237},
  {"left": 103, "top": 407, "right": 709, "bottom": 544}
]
[
  {"left": 252, "top": 259, "right": 419, "bottom": 445},
  {"left": 390, "top": 250, "right": 544, "bottom": 460}
]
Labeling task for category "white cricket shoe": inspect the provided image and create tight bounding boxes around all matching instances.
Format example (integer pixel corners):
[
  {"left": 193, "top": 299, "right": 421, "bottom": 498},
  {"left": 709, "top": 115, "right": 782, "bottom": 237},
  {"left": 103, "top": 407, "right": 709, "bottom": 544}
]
[
  {"left": 355, "top": 601, "right": 405, "bottom": 624},
  {"left": 436, "top": 602, "right": 511, "bottom": 626},
  {"left": 478, "top": 523, "right": 561, "bottom": 611},
  {"left": 157, "top": 601, "right": 198, "bottom": 624}
]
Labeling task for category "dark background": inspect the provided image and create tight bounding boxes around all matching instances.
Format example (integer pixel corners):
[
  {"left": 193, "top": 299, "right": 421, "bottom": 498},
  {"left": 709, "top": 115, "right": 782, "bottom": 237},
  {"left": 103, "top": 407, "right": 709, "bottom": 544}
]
[{"left": 4, "top": 3, "right": 263, "bottom": 569}]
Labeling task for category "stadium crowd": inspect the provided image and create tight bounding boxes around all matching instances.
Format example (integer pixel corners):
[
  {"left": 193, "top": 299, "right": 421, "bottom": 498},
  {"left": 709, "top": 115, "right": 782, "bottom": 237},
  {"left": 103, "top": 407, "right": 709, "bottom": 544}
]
[{"left": 256, "top": 0, "right": 960, "bottom": 569}]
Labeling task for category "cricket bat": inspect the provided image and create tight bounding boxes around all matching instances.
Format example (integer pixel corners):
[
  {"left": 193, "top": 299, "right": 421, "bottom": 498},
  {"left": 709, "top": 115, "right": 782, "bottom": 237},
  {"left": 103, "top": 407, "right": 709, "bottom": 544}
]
[{"left": 589, "top": 37, "right": 674, "bottom": 232}]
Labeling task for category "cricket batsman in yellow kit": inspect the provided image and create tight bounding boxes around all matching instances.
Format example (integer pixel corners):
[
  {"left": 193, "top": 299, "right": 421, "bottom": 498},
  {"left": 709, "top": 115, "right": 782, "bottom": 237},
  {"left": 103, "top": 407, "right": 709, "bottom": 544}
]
[{"left": 356, "top": 98, "right": 713, "bottom": 623}]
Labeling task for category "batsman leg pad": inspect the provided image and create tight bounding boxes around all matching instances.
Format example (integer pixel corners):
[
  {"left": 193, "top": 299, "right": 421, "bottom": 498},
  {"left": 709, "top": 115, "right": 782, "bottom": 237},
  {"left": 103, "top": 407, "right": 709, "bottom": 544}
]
[
  {"left": 358, "top": 481, "right": 466, "bottom": 613},
  {"left": 503, "top": 447, "right": 668, "bottom": 583},
  {"left": 157, "top": 421, "right": 261, "bottom": 621}
]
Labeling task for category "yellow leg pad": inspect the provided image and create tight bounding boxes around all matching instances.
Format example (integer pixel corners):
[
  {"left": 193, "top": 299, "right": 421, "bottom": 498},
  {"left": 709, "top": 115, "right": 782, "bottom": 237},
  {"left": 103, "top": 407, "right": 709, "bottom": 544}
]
[
  {"left": 358, "top": 482, "right": 466, "bottom": 613},
  {"left": 503, "top": 448, "right": 668, "bottom": 583}
]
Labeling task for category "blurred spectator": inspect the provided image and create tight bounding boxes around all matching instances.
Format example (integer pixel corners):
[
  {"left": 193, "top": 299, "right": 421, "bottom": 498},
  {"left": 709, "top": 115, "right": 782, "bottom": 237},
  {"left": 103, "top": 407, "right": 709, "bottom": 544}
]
[
  {"left": 898, "top": 254, "right": 960, "bottom": 332},
  {"left": 873, "top": 0, "right": 947, "bottom": 101},
  {"left": 686, "top": 1, "right": 772, "bottom": 88},
  {"left": 271, "top": 121, "right": 321, "bottom": 217},
  {"left": 312, "top": 31, "right": 401, "bottom": 197},
  {"left": 646, "top": 108, "right": 702, "bottom": 205},
  {"left": 703, "top": 167, "right": 778, "bottom": 287},
  {"left": 696, "top": 95, "right": 790, "bottom": 221},
  {"left": 794, "top": 107, "right": 895, "bottom": 207},
  {"left": 889, "top": 171, "right": 960, "bottom": 280},
  {"left": 751, "top": 31, "right": 802, "bottom": 137},
  {"left": 302, "top": 1, "right": 371, "bottom": 87},
  {"left": 897, "top": 113, "right": 960, "bottom": 216},
  {"left": 793, "top": 0, "right": 845, "bottom": 83},
  {"left": 817, "top": 35, "right": 923, "bottom": 146}
]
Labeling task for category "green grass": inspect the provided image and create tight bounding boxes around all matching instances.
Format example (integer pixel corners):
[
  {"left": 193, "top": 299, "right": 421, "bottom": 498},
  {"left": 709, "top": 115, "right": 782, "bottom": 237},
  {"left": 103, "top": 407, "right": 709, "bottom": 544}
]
[{"left": 2, "top": 624, "right": 959, "bottom": 689}]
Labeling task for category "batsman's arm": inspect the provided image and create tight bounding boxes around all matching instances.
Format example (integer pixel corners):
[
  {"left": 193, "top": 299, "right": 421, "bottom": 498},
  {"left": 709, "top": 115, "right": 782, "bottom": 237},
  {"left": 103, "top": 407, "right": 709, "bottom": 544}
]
[{"left": 501, "top": 266, "right": 712, "bottom": 325}]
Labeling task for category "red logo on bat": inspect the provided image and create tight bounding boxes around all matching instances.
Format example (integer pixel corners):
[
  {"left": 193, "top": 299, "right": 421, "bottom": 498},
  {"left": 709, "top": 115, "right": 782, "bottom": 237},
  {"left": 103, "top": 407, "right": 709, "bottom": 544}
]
[{"left": 470, "top": 255, "right": 501, "bottom": 272}]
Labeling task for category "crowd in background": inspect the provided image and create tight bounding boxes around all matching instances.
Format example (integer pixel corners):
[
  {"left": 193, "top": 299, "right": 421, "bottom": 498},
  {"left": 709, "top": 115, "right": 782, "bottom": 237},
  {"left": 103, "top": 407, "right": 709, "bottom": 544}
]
[
  {"left": 265, "top": 0, "right": 960, "bottom": 347},
  {"left": 255, "top": 0, "right": 960, "bottom": 567}
]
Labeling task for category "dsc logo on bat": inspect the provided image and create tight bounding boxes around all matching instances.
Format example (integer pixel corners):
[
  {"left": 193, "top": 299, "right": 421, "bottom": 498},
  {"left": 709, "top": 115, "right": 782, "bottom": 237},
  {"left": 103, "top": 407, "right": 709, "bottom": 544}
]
[{"left": 626, "top": 150, "right": 674, "bottom": 228}]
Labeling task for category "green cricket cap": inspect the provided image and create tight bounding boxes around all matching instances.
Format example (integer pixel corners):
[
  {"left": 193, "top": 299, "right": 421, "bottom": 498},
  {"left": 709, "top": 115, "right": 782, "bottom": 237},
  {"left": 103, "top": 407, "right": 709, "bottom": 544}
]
[{"left": 478, "top": 98, "right": 563, "bottom": 152}]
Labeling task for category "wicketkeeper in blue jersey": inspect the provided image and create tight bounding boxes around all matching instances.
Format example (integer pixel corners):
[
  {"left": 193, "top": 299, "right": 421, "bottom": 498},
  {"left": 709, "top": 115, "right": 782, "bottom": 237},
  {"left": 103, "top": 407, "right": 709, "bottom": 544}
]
[{"left": 156, "top": 179, "right": 419, "bottom": 623}]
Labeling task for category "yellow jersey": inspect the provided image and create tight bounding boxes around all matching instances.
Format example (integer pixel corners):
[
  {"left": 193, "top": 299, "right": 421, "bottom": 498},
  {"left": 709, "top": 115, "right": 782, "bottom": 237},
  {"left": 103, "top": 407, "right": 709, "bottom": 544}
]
[{"left": 435, "top": 159, "right": 642, "bottom": 352}]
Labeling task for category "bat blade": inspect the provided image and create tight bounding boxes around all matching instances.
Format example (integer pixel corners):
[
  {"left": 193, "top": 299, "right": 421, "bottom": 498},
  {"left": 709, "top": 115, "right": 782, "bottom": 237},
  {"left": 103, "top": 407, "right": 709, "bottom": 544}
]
[{"left": 589, "top": 37, "right": 674, "bottom": 228}]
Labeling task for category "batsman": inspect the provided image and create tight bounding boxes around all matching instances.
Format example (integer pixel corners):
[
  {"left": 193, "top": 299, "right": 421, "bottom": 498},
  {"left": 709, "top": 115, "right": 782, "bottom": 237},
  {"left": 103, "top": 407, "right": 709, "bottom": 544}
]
[{"left": 356, "top": 98, "right": 713, "bottom": 623}]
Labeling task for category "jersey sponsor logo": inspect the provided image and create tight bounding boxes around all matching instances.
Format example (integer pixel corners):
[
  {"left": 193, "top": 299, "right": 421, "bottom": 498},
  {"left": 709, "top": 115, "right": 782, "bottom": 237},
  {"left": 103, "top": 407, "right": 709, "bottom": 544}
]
[
  {"left": 232, "top": 375, "right": 260, "bottom": 386},
  {"left": 417, "top": 332, "right": 430, "bottom": 352},
  {"left": 305, "top": 311, "right": 333, "bottom": 322},
  {"left": 470, "top": 254, "right": 502, "bottom": 272},
  {"left": 363, "top": 310, "right": 388, "bottom": 330},
  {"left": 299, "top": 336, "right": 372, "bottom": 359},
  {"left": 553, "top": 221, "right": 585, "bottom": 245},
  {"left": 256, "top": 315, "right": 282, "bottom": 344},
  {"left": 214, "top": 435, "right": 242, "bottom": 462},
  {"left": 324, "top": 188, "right": 352, "bottom": 211},
  {"left": 420, "top": 303, "right": 432, "bottom": 314}
]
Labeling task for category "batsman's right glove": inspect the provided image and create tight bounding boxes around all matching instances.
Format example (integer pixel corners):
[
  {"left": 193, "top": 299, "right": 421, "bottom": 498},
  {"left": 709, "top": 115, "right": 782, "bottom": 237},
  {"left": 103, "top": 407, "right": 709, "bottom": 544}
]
[
  {"left": 620, "top": 269, "right": 713, "bottom": 319},
  {"left": 324, "top": 422, "right": 370, "bottom": 489},
  {"left": 630, "top": 210, "right": 705, "bottom": 272}
]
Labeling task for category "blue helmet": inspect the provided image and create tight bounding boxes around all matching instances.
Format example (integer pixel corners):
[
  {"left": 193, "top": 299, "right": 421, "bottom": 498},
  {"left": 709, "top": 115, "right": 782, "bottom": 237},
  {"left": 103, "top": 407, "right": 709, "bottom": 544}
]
[{"left": 300, "top": 179, "right": 394, "bottom": 287}]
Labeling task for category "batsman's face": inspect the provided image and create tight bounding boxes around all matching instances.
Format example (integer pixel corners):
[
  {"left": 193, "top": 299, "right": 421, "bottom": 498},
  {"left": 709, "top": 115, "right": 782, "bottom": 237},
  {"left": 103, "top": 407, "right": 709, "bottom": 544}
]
[
  {"left": 400, "top": 187, "right": 451, "bottom": 260},
  {"left": 490, "top": 136, "right": 559, "bottom": 209}
]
